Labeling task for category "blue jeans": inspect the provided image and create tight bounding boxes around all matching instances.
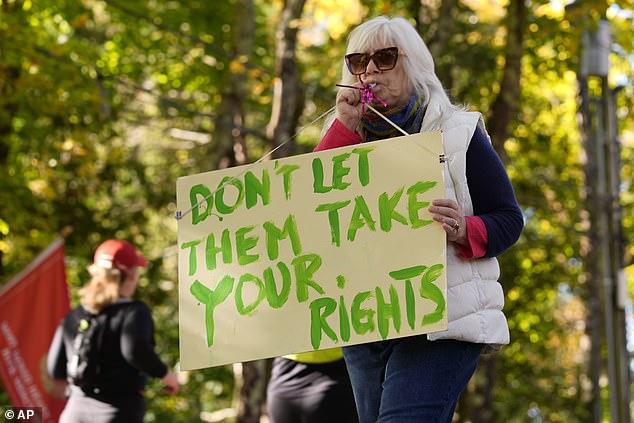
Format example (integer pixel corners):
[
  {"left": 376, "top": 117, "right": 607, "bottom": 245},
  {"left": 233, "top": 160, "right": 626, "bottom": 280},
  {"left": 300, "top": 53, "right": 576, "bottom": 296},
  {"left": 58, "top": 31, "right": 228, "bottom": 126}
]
[{"left": 342, "top": 336, "right": 482, "bottom": 423}]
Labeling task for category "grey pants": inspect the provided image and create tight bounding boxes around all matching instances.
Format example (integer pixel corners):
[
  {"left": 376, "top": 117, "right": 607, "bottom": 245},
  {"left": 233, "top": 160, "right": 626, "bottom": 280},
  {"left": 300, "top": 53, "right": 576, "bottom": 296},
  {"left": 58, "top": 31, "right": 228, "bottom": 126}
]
[{"left": 60, "top": 388, "right": 144, "bottom": 423}]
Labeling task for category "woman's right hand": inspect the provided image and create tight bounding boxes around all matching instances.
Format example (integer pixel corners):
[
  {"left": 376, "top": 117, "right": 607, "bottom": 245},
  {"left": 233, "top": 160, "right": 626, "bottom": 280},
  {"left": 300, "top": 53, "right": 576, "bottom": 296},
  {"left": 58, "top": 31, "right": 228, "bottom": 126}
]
[
  {"left": 161, "top": 369, "right": 180, "bottom": 395},
  {"left": 336, "top": 86, "right": 364, "bottom": 131}
]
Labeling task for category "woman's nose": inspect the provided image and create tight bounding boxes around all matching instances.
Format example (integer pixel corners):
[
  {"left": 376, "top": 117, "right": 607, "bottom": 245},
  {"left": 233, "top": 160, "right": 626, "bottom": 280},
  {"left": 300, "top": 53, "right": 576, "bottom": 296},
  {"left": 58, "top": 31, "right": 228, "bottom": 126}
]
[{"left": 364, "top": 58, "right": 380, "bottom": 74}]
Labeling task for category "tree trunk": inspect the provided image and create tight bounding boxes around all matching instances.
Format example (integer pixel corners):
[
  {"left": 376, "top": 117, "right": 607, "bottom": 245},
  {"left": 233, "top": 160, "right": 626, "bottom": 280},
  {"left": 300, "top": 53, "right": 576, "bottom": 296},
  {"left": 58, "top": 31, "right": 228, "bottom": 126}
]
[
  {"left": 0, "top": 0, "right": 23, "bottom": 277},
  {"left": 458, "top": 3, "right": 527, "bottom": 423},
  {"left": 232, "top": 1, "right": 307, "bottom": 421},
  {"left": 0, "top": 70, "right": 15, "bottom": 166},
  {"left": 220, "top": 4, "right": 271, "bottom": 421},
  {"left": 487, "top": 0, "right": 527, "bottom": 163},
  {"left": 0, "top": 64, "right": 19, "bottom": 278},
  {"left": 412, "top": 0, "right": 458, "bottom": 90},
  {"left": 577, "top": 75, "right": 607, "bottom": 423},
  {"left": 266, "top": 0, "right": 306, "bottom": 159},
  {"left": 234, "top": 360, "right": 270, "bottom": 423},
  {"left": 214, "top": 0, "right": 254, "bottom": 169},
  {"left": 417, "top": 0, "right": 458, "bottom": 59}
]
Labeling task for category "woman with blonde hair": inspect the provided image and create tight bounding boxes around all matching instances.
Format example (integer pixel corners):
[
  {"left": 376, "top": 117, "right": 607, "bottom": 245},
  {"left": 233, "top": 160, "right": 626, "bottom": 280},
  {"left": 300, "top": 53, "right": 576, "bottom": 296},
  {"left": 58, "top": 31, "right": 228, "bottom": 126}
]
[{"left": 48, "top": 239, "right": 179, "bottom": 423}]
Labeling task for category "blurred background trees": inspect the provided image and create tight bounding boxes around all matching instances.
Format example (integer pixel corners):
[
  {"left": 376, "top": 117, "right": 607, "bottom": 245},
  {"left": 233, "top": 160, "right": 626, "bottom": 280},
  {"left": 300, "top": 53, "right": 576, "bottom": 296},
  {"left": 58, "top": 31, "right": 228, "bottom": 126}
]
[{"left": 1, "top": 0, "right": 633, "bottom": 421}]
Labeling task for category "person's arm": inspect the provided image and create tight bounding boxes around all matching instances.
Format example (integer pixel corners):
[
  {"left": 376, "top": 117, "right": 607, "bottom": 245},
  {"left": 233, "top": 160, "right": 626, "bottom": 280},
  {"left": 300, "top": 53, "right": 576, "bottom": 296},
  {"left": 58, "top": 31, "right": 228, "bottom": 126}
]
[
  {"left": 120, "top": 303, "right": 168, "bottom": 377},
  {"left": 120, "top": 302, "right": 179, "bottom": 393},
  {"left": 47, "top": 323, "right": 68, "bottom": 380},
  {"left": 46, "top": 321, "right": 70, "bottom": 399},
  {"left": 314, "top": 118, "right": 363, "bottom": 152},
  {"left": 465, "top": 127, "right": 524, "bottom": 258}
]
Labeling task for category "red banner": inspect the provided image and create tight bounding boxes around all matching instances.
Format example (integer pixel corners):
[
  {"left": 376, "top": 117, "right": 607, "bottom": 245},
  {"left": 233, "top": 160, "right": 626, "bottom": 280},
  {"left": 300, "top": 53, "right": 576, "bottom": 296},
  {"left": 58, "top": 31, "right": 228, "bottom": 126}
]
[{"left": 0, "top": 239, "right": 70, "bottom": 423}]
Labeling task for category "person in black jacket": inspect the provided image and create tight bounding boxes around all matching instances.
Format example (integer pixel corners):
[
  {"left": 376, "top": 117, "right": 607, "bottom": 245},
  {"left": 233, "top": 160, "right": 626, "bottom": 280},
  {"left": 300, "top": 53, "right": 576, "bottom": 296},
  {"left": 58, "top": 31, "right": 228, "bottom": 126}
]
[{"left": 47, "top": 239, "right": 179, "bottom": 423}]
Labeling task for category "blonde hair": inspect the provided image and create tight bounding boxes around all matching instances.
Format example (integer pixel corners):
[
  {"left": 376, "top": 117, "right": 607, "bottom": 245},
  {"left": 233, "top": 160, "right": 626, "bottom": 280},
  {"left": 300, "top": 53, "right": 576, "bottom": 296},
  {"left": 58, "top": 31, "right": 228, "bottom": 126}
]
[
  {"left": 335, "top": 16, "right": 463, "bottom": 131},
  {"left": 78, "top": 264, "right": 126, "bottom": 312}
]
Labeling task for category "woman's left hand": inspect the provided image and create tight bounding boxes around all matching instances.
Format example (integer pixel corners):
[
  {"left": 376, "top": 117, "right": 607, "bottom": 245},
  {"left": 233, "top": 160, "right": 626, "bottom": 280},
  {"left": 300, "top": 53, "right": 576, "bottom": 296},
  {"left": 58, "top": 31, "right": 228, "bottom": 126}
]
[{"left": 429, "top": 199, "right": 468, "bottom": 245}]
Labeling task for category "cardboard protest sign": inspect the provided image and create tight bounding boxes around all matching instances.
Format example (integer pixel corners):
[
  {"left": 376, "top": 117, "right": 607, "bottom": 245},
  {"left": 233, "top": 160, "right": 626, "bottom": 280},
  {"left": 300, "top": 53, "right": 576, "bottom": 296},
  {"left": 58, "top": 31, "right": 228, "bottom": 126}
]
[{"left": 177, "top": 131, "right": 447, "bottom": 370}]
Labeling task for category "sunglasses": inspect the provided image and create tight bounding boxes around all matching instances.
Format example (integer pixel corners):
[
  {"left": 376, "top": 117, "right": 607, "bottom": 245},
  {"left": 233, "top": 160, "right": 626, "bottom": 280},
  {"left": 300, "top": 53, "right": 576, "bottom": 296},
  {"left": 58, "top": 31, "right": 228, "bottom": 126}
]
[{"left": 344, "top": 47, "right": 405, "bottom": 75}]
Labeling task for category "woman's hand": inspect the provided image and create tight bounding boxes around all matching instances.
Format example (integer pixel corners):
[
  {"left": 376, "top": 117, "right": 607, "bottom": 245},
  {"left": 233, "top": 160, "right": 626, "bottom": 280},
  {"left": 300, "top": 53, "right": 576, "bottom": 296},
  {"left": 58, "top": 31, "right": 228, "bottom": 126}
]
[
  {"left": 161, "top": 370, "right": 180, "bottom": 395},
  {"left": 335, "top": 86, "right": 364, "bottom": 131},
  {"left": 429, "top": 199, "right": 468, "bottom": 245},
  {"left": 48, "top": 379, "right": 68, "bottom": 400}
]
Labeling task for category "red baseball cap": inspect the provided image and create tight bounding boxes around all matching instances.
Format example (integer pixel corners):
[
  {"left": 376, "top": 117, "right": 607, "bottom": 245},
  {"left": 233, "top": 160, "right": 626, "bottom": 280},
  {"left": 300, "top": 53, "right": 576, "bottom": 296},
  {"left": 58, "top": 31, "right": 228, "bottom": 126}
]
[{"left": 93, "top": 240, "right": 148, "bottom": 270}]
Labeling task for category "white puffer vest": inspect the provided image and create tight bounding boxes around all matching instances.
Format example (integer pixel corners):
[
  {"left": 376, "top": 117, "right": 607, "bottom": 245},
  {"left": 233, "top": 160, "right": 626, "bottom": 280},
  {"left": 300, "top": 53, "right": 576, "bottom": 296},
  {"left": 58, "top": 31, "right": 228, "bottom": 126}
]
[{"left": 421, "top": 107, "right": 510, "bottom": 348}]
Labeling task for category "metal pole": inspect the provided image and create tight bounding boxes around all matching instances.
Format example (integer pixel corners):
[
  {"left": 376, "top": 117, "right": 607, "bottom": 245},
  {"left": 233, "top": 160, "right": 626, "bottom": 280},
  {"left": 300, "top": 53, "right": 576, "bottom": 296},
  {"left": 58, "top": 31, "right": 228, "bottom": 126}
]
[
  {"left": 604, "top": 79, "right": 631, "bottom": 423},
  {"left": 594, "top": 85, "right": 620, "bottom": 423},
  {"left": 577, "top": 75, "right": 602, "bottom": 423},
  {"left": 579, "top": 19, "right": 632, "bottom": 422}
]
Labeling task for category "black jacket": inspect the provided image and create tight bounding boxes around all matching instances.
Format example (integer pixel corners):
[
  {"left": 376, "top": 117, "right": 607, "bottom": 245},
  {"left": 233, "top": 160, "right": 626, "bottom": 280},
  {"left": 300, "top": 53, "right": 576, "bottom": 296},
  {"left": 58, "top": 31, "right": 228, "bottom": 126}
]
[{"left": 47, "top": 300, "right": 168, "bottom": 396}]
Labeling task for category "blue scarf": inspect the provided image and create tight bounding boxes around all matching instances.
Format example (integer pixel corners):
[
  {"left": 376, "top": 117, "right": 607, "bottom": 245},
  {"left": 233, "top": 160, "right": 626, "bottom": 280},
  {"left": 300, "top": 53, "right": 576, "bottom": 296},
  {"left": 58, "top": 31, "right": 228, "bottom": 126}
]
[{"left": 361, "top": 95, "right": 425, "bottom": 141}]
